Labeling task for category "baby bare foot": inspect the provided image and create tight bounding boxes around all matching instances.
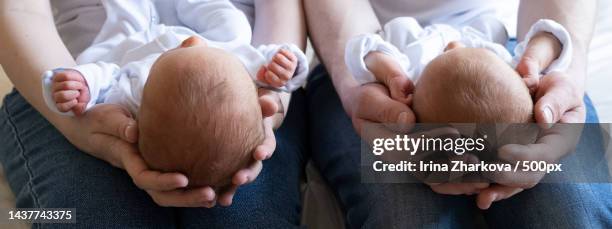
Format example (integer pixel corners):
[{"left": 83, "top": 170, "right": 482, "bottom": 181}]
[
  {"left": 257, "top": 49, "right": 298, "bottom": 88},
  {"left": 51, "top": 69, "right": 91, "bottom": 116}
]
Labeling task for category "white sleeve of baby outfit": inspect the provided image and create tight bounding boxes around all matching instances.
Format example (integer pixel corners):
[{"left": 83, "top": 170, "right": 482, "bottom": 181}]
[
  {"left": 512, "top": 19, "right": 573, "bottom": 74},
  {"left": 345, "top": 17, "right": 446, "bottom": 85},
  {"left": 344, "top": 34, "right": 413, "bottom": 85},
  {"left": 41, "top": 62, "right": 121, "bottom": 116},
  {"left": 175, "top": 0, "right": 252, "bottom": 49},
  {"left": 100, "top": 56, "right": 156, "bottom": 116}
]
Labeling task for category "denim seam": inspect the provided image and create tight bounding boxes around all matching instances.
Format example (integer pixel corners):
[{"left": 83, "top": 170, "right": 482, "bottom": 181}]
[
  {"left": 2, "top": 101, "right": 41, "bottom": 208},
  {"left": 578, "top": 184, "right": 595, "bottom": 229}
]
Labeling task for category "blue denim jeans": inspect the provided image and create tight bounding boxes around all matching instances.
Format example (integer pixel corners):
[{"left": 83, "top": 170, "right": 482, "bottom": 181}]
[
  {"left": 306, "top": 65, "right": 612, "bottom": 229},
  {"left": 0, "top": 89, "right": 308, "bottom": 228}
]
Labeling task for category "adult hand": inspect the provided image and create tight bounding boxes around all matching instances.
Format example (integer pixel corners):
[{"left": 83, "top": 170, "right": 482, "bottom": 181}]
[
  {"left": 348, "top": 83, "right": 415, "bottom": 134},
  {"left": 61, "top": 104, "right": 216, "bottom": 207},
  {"left": 476, "top": 36, "right": 589, "bottom": 209},
  {"left": 515, "top": 33, "right": 586, "bottom": 124},
  {"left": 476, "top": 123, "right": 583, "bottom": 209},
  {"left": 532, "top": 72, "right": 586, "bottom": 124},
  {"left": 211, "top": 88, "right": 283, "bottom": 206},
  {"left": 350, "top": 83, "right": 487, "bottom": 195},
  {"left": 477, "top": 75, "right": 585, "bottom": 209}
]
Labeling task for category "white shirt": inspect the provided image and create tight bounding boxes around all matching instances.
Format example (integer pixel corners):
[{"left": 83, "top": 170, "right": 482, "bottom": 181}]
[
  {"left": 44, "top": 0, "right": 308, "bottom": 116},
  {"left": 370, "top": 0, "right": 495, "bottom": 26},
  {"left": 51, "top": 0, "right": 255, "bottom": 56},
  {"left": 345, "top": 18, "right": 572, "bottom": 85}
]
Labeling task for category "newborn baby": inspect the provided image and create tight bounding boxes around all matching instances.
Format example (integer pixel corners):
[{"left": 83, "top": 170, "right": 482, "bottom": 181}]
[
  {"left": 45, "top": 37, "right": 298, "bottom": 188},
  {"left": 42, "top": 0, "right": 309, "bottom": 188}
]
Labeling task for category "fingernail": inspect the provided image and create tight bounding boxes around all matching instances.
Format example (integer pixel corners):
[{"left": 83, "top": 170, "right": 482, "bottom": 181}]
[
  {"left": 543, "top": 106, "right": 554, "bottom": 127},
  {"left": 125, "top": 124, "right": 136, "bottom": 142},
  {"left": 397, "top": 112, "right": 409, "bottom": 124}
]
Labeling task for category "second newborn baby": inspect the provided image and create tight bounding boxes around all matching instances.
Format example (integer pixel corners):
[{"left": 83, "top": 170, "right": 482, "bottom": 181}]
[{"left": 347, "top": 18, "right": 572, "bottom": 124}]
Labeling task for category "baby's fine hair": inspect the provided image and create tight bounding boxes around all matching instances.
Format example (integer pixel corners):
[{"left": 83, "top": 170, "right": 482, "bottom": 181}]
[
  {"left": 414, "top": 48, "right": 533, "bottom": 123},
  {"left": 139, "top": 47, "right": 264, "bottom": 187}
]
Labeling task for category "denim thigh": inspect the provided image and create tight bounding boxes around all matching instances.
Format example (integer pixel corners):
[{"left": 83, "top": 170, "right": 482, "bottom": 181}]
[{"left": 0, "top": 90, "right": 176, "bottom": 229}]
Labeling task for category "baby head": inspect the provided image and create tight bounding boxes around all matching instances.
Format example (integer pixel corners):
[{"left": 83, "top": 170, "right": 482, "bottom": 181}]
[
  {"left": 413, "top": 42, "right": 533, "bottom": 124},
  {"left": 138, "top": 37, "right": 264, "bottom": 188}
]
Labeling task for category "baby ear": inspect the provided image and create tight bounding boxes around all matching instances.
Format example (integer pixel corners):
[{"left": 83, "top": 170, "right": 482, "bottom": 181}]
[{"left": 180, "top": 36, "right": 206, "bottom": 48}]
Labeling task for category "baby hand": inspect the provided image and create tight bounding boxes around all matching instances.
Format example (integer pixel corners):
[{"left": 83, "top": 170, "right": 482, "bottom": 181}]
[
  {"left": 516, "top": 32, "right": 563, "bottom": 94},
  {"left": 364, "top": 51, "right": 413, "bottom": 104},
  {"left": 257, "top": 49, "right": 298, "bottom": 88},
  {"left": 51, "top": 69, "right": 90, "bottom": 116}
]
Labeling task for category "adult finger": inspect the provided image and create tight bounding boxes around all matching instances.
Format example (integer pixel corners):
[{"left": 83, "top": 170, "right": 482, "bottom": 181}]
[
  {"left": 253, "top": 118, "right": 276, "bottom": 160},
  {"left": 476, "top": 185, "right": 523, "bottom": 210},
  {"left": 119, "top": 144, "right": 189, "bottom": 191},
  {"left": 217, "top": 185, "right": 239, "bottom": 207},
  {"left": 258, "top": 89, "right": 280, "bottom": 118},
  {"left": 429, "top": 182, "right": 489, "bottom": 195},
  {"left": 88, "top": 105, "right": 138, "bottom": 143},
  {"left": 232, "top": 161, "right": 263, "bottom": 186},
  {"left": 354, "top": 84, "right": 415, "bottom": 127},
  {"left": 147, "top": 187, "right": 216, "bottom": 207}
]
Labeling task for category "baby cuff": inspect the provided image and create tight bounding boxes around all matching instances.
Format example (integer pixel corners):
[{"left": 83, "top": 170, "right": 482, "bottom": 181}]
[{"left": 513, "top": 19, "right": 573, "bottom": 74}]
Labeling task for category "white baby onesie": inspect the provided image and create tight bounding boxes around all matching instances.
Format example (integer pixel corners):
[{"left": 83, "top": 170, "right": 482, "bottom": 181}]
[
  {"left": 42, "top": 0, "right": 309, "bottom": 116},
  {"left": 345, "top": 18, "right": 572, "bottom": 85}
]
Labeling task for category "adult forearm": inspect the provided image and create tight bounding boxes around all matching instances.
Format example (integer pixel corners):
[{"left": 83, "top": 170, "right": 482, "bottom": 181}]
[
  {"left": 252, "top": 0, "right": 307, "bottom": 127},
  {"left": 252, "top": 0, "right": 306, "bottom": 49},
  {"left": 304, "top": 0, "right": 380, "bottom": 112},
  {"left": 0, "top": 0, "right": 76, "bottom": 129},
  {"left": 518, "top": 0, "right": 596, "bottom": 87}
]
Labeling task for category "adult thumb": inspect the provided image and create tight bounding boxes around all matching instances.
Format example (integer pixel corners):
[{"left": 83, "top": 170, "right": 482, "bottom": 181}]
[
  {"left": 358, "top": 85, "right": 415, "bottom": 124},
  {"left": 533, "top": 76, "right": 579, "bottom": 124}
]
